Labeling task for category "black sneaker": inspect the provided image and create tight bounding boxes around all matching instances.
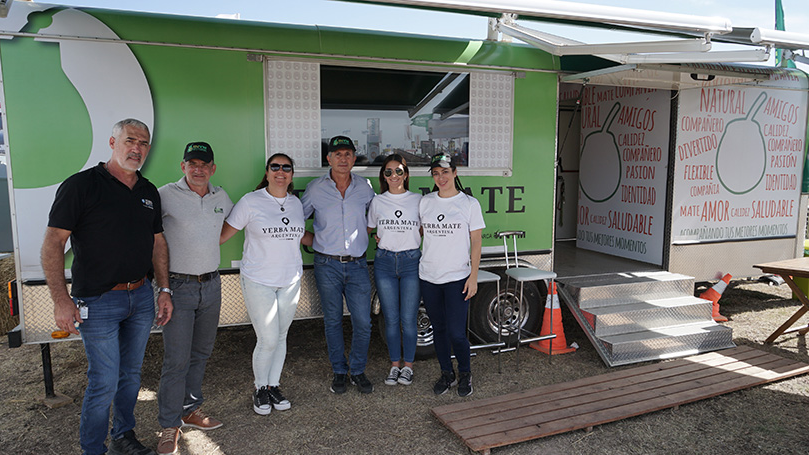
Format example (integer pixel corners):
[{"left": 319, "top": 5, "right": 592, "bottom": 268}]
[
  {"left": 109, "top": 430, "right": 155, "bottom": 455},
  {"left": 350, "top": 373, "right": 374, "bottom": 394},
  {"left": 331, "top": 373, "right": 348, "bottom": 394},
  {"left": 268, "top": 386, "right": 291, "bottom": 411},
  {"left": 433, "top": 370, "right": 457, "bottom": 395},
  {"left": 457, "top": 371, "right": 473, "bottom": 397},
  {"left": 253, "top": 386, "right": 271, "bottom": 415}
]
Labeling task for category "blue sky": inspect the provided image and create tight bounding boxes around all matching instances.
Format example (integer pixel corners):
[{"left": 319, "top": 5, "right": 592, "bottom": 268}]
[{"left": 41, "top": 0, "right": 809, "bottom": 68}]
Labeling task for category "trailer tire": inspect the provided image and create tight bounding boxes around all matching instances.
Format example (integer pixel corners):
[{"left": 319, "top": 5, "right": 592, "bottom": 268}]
[
  {"left": 468, "top": 276, "right": 542, "bottom": 344},
  {"left": 376, "top": 302, "right": 436, "bottom": 360}
]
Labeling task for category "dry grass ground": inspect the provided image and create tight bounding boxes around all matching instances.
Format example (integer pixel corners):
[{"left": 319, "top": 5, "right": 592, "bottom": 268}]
[
  {"left": 0, "top": 271, "right": 807, "bottom": 454},
  {"left": 0, "top": 256, "right": 19, "bottom": 333}
]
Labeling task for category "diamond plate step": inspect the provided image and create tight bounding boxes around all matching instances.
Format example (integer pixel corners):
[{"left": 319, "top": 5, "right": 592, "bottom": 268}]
[
  {"left": 599, "top": 322, "right": 735, "bottom": 366},
  {"left": 581, "top": 296, "right": 713, "bottom": 337},
  {"left": 560, "top": 271, "right": 695, "bottom": 309}
]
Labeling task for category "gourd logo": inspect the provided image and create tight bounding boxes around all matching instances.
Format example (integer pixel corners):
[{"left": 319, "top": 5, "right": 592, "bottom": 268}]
[
  {"left": 715, "top": 92, "right": 768, "bottom": 195},
  {"left": 0, "top": 5, "right": 153, "bottom": 277},
  {"left": 579, "top": 102, "right": 622, "bottom": 203}
]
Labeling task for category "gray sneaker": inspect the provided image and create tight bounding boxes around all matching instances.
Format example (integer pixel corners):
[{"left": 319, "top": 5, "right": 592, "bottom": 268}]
[
  {"left": 397, "top": 366, "right": 414, "bottom": 385},
  {"left": 384, "top": 366, "right": 400, "bottom": 385},
  {"left": 109, "top": 430, "right": 155, "bottom": 455}
]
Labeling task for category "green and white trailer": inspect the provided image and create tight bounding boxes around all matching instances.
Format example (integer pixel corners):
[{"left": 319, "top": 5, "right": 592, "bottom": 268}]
[{"left": 1, "top": 1, "right": 808, "bottom": 370}]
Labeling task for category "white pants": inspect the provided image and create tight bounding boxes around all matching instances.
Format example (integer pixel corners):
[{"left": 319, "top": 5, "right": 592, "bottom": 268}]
[{"left": 240, "top": 275, "right": 300, "bottom": 388}]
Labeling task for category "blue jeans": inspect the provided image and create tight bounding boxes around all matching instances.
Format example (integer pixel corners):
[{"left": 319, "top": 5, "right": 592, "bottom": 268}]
[
  {"left": 374, "top": 248, "right": 421, "bottom": 364},
  {"left": 420, "top": 277, "right": 471, "bottom": 374},
  {"left": 157, "top": 273, "right": 221, "bottom": 428},
  {"left": 76, "top": 282, "right": 155, "bottom": 455},
  {"left": 313, "top": 254, "right": 372, "bottom": 375}
]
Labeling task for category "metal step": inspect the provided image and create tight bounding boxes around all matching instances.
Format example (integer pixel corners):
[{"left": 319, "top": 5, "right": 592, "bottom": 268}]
[
  {"left": 557, "top": 273, "right": 735, "bottom": 367},
  {"left": 581, "top": 296, "right": 713, "bottom": 337},
  {"left": 598, "top": 322, "right": 735, "bottom": 366},
  {"left": 562, "top": 271, "right": 695, "bottom": 309}
]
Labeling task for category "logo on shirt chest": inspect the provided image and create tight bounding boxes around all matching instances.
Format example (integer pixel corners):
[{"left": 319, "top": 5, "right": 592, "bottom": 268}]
[
  {"left": 141, "top": 198, "right": 154, "bottom": 210},
  {"left": 214, "top": 207, "right": 224, "bottom": 214}
]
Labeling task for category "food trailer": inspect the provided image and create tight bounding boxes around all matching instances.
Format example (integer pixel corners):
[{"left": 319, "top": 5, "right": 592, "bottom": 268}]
[{"left": 1, "top": 1, "right": 808, "bottom": 369}]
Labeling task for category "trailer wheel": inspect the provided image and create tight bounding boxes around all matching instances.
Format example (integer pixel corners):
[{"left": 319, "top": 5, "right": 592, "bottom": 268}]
[
  {"left": 469, "top": 277, "right": 542, "bottom": 344},
  {"left": 375, "top": 300, "right": 435, "bottom": 359}
]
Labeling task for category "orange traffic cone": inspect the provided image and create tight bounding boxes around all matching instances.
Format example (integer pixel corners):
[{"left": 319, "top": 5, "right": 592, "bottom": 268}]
[
  {"left": 530, "top": 282, "right": 576, "bottom": 355},
  {"left": 699, "top": 273, "right": 732, "bottom": 322}
]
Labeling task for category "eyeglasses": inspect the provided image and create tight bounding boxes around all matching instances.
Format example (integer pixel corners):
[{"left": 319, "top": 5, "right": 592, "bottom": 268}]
[
  {"left": 383, "top": 168, "right": 405, "bottom": 177},
  {"left": 269, "top": 163, "right": 293, "bottom": 173}
]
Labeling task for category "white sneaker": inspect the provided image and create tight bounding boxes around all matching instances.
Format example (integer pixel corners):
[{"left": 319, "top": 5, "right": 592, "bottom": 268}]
[
  {"left": 397, "top": 366, "right": 414, "bottom": 385},
  {"left": 384, "top": 366, "right": 400, "bottom": 385}
]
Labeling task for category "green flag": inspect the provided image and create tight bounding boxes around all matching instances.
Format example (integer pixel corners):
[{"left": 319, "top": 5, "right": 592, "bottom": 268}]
[{"left": 775, "top": 0, "right": 797, "bottom": 68}]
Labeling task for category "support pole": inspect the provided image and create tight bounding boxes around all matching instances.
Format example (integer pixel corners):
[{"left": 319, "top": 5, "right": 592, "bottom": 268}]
[
  {"left": 40, "top": 342, "right": 72, "bottom": 408},
  {"left": 41, "top": 343, "right": 56, "bottom": 398}
]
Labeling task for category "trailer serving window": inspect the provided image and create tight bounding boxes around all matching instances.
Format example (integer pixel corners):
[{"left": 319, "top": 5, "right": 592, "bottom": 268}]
[{"left": 264, "top": 60, "right": 514, "bottom": 175}]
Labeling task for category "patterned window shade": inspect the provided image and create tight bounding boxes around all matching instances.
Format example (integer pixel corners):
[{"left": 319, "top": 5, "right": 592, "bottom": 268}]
[
  {"left": 265, "top": 60, "right": 322, "bottom": 168},
  {"left": 469, "top": 72, "right": 514, "bottom": 169}
]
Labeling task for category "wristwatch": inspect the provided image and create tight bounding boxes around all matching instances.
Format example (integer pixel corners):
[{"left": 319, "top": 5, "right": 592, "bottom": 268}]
[{"left": 159, "top": 287, "right": 173, "bottom": 296}]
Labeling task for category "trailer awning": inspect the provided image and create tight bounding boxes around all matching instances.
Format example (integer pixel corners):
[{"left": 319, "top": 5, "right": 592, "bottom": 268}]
[
  {"left": 341, "top": 0, "right": 809, "bottom": 65},
  {"left": 561, "top": 63, "right": 809, "bottom": 91}
]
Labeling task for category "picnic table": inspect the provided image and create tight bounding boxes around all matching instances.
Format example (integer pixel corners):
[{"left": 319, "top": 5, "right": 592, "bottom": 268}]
[{"left": 754, "top": 257, "right": 809, "bottom": 343}]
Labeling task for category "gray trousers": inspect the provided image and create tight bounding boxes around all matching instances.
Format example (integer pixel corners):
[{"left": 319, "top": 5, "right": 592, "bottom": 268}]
[{"left": 157, "top": 273, "right": 221, "bottom": 428}]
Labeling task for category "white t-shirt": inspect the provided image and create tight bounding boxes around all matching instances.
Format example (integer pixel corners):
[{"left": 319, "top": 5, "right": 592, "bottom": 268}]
[
  {"left": 226, "top": 189, "right": 305, "bottom": 287},
  {"left": 367, "top": 191, "right": 422, "bottom": 252},
  {"left": 419, "top": 191, "right": 486, "bottom": 284}
]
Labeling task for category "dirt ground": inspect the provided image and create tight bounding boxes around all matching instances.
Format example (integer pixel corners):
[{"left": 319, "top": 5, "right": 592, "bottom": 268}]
[{"left": 1, "top": 276, "right": 808, "bottom": 455}]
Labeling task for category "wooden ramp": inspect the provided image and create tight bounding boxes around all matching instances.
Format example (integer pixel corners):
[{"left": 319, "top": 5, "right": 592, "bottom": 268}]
[{"left": 431, "top": 346, "right": 809, "bottom": 454}]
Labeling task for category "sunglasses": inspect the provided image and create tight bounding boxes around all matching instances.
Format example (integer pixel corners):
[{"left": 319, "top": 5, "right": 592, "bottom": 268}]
[
  {"left": 383, "top": 168, "right": 405, "bottom": 177},
  {"left": 269, "top": 163, "right": 293, "bottom": 173}
]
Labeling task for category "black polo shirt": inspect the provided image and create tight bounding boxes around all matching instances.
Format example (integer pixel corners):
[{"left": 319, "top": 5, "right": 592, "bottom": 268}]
[{"left": 48, "top": 162, "right": 163, "bottom": 297}]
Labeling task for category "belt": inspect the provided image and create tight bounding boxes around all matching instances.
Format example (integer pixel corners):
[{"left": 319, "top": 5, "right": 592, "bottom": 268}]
[
  {"left": 169, "top": 271, "right": 219, "bottom": 282},
  {"left": 316, "top": 252, "right": 363, "bottom": 263},
  {"left": 110, "top": 277, "right": 146, "bottom": 291}
]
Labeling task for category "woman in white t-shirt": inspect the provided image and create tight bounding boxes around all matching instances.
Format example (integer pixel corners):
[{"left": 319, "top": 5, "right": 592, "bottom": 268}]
[
  {"left": 220, "top": 153, "right": 312, "bottom": 416},
  {"left": 419, "top": 153, "right": 485, "bottom": 398},
  {"left": 367, "top": 154, "right": 422, "bottom": 387}
]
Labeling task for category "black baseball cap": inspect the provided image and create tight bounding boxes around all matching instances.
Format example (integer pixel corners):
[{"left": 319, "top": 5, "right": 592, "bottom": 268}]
[
  {"left": 328, "top": 135, "right": 356, "bottom": 153},
  {"left": 183, "top": 142, "right": 214, "bottom": 163}
]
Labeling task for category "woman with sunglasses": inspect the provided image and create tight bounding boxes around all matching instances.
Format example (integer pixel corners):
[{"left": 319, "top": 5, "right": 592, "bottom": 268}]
[
  {"left": 367, "top": 154, "right": 422, "bottom": 386},
  {"left": 419, "top": 152, "right": 484, "bottom": 397},
  {"left": 220, "top": 153, "right": 312, "bottom": 415}
]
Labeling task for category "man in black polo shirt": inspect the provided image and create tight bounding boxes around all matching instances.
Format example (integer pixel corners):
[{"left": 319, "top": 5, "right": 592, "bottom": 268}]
[{"left": 42, "top": 118, "right": 173, "bottom": 455}]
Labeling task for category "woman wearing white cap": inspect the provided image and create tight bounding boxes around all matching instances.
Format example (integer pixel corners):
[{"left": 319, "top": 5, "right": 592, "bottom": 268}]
[{"left": 419, "top": 152, "right": 485, "bottom": 397}]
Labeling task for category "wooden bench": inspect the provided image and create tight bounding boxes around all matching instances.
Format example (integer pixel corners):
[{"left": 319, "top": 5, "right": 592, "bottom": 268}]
[{"left": 431, "top": 346, "right": 809, "bottom": 454}]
